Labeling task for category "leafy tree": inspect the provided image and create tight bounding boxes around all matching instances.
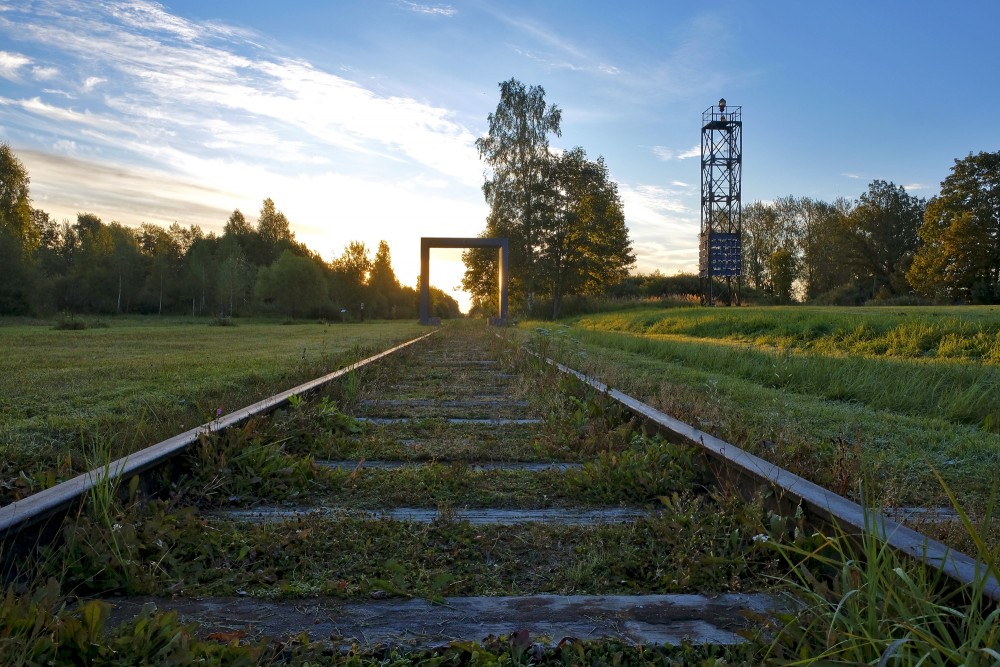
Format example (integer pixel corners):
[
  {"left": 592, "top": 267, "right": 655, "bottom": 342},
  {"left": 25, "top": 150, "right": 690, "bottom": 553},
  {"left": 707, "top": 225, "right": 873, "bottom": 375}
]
[
  {"left": 0, "top": 229, "right": 32, "bottom": 314},
  {"left": 0, "top": 145, "right": 38, "bottom": 313},
  {"left": 368, "top": 240, "right": 403, "bottom": 318},
  {"left": 429, "top": 286, "right": 461, "bottom": 319},
  {"left": 255, "top": 249, "right": 330, "bottom": 318},
  {"left": 798, "top": 197, "right": 853, "bottom": 300},
  {"left": 768, "top": 247, "right": 798, "bottom": 303},
  {"left": 0, "top": 143, "right": 37, "bottom": 253},
  {"left": 842, "top": 180, "right": 925, "bottom": 297},
  {"left": 466, "top": 78, "right": 562, "bottom": 315},
  {"left": 224, "top": 208, "right": 253, "bottom": 237},
  {"left": 137, "top": 223, "right": 184, "bottom": 315},
  {"left": 742, "top": 200, "right": 799, "bottom": 296},
  {"left": 742, "top": 201, "right": 780, "bottom": 292},
  {"left": 331, "top": 241, "right": 371, "bottom": 317},
  {"left": 255, "top": 198, "right": 294, "bottom": 266},
  {"left": 908, "top": 151, "right": 1000, "bottom": 303},
  {"left": 542, "top": 147, "right": 634, "bottom": 317},
  {"left": 215, "top": 238, "right": 254, "bottom": 316},
  {"left": 184, "top": 236, "right": 219, "bottom": 315}
]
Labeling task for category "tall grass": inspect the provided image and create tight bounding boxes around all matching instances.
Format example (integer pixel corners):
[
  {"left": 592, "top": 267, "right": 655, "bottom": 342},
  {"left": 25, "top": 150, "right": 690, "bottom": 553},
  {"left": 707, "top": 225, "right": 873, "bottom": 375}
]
[
  {"left": 765, "top": 474, "right": 1000, "bottom": 664},
  {"left": 568, "top": 307, "right": 1000, "bottom": 431},
  {"left": 577, "top": 306, "right": 1000, "bottom": 362}
]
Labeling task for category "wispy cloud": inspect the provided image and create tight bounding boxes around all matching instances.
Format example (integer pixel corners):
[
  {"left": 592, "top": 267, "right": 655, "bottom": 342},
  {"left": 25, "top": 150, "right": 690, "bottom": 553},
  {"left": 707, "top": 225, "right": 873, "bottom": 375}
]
[
  {"left": 3, "top": 0, "right": 482, "bottom": 186},
  {"left": 653, "top": 144, "right": 699, "bottom": 161},
  {"left": 841, "top": 172, "right": 862, "bottom": 179},
  {"left": 399, "top": 1, "right": 457, "bottom": 17},
  {"left": 31, "top": 65, "right": 58, "bottom": 80},
  {"left": 902, "top": 183, "right": 927, "bottom": 192},
  {"left": 0, "top": 50, "right": 30, "bottom": 80},
  {"left": 495, "top": 12, "right": 620, "bottom": 77}
]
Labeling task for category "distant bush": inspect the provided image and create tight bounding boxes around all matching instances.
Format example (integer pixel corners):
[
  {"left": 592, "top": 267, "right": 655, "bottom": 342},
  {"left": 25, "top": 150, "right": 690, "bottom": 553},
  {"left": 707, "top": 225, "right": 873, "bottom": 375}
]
[
  {"left": 52, "top": 315, "right": 87, "bottom": 330},
  {"left": 865, "top": 293, "right": 934, "bottom": 307},
  {"left": 210, "top": 314, "right": 237, "bottom": 327},
  {"left": 809, "top": 283, "right": 868, "bottom": 306}
]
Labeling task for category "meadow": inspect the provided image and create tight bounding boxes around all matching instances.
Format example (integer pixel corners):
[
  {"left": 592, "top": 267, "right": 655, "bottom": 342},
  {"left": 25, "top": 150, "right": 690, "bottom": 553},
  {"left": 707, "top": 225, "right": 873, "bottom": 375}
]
[
  {"left": 518, "top": 305, "right": 1000, "bottom": 549},
  {"left": 0, "top": 316, "right": 424, "bottom": 504}
]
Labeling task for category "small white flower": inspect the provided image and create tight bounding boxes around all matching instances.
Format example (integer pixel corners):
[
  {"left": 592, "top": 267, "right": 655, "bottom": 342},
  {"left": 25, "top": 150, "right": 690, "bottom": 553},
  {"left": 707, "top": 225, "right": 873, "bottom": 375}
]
[
  {"left": 752, "top": 533, "right": 769, "bottom": 543},
  {"left": 112, "top": 523, "right": 122, "bottom": 532}
]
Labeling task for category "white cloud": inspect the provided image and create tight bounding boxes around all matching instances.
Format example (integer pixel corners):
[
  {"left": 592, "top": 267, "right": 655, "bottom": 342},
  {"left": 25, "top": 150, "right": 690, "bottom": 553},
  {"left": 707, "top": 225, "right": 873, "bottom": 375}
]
[
  {"left": 677, "top": 145, "right": 700, "bottom": 159},
  {"left": 841, "top": 172, "right": 861, "bottom": 179},
  {"left": 653, "top": 144, "right": 699, "bottom": 161},
  {"left": 652, "top": 146, "right": 675, "bottom": 161},
  {"left": 399, "top": 1, "right": 457, "bottom": 17},
  {"left": 32, "top": 65, "right": 58, "bottom": 80},
  {"left": 6, "top": 96, "right": 139, "bottom": 135},
  {"left": 902, "top": 183, "right": 927, "bottom": 191},
  {"left": 10, "top": 2, "right": 482, "bottom": 186},
  {"left": 618, "top": 182, "right": 698, "bottom": 274},
  {"left": 0, "top": 50, "right": 30, "bottom": 80}
]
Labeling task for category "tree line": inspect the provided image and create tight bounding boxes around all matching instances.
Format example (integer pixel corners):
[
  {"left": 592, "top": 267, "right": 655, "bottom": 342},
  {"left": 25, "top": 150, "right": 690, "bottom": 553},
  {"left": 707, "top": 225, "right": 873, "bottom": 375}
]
[
  {"left": 0, "top": 144, "right": 460, "bottom": 320},
  {"left": 740, "top": 151, "right": 1000, "bottom": 305}
]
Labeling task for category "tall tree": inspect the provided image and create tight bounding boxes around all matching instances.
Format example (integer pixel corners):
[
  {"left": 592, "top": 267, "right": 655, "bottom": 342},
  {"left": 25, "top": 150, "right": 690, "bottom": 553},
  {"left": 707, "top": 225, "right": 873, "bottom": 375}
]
[
  {"left": 798, "top": 197, "right": 853, "bottom": 300},
  {"left": 255, "top": 250, "right": 329, "bottom": 318},
  {"left": 908, "top": 151, "right": 1000, "bottom": 303},
  {"left": 768, "top": 247, "right": 798, "bottom": 303},
  {"left": 742, "top": 200, "right": 799, "bottom": 296},
  {"left": 215, "top": 237, "right": 254, "bottom": 316},
  {"left": 331, "top": 241, "right": 371, "bottom": 316},
  {"left": 842, "top": 180, "right": 925, "bottom": 297},
  {"left": 368, "top": 240, "right": 402, "bottom": 318},
  {"left": 467, "top": 78, "right": 562, "bottom": 315},
  {"left": 255, "top": 198, "right": 294, "bottom": 266},
  {"left": 0, "top": 143, "right": 37, "bottom": 253},
  {"left": 542, "top": 147, "right": 634, "bottom": 317},
  {"left": 0, "top": 145, "right": 37, "bottom": 313},
  {"left": 138, "top": 223, "right": 183, "bottom": 315}
]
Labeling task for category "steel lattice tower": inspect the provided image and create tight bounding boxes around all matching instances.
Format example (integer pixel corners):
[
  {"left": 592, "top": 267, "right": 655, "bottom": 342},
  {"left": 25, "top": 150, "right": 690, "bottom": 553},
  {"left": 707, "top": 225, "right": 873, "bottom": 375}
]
[{"left": 699, "top": 99, "right": 742, "bottom": 305}]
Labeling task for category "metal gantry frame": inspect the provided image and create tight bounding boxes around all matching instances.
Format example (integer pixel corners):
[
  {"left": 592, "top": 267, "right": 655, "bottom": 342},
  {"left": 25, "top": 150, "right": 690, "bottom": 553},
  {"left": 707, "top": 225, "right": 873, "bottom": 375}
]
[
  {"left": 419, "top": 237, "right": 509, "bottom": 324},
  {"left": 699, "top": 99, "right": 742, "bottom": 305}
]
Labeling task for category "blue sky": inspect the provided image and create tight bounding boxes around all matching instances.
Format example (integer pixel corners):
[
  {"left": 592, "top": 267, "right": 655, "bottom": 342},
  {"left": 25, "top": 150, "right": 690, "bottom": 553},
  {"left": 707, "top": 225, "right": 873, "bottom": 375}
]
[{"left": 1, "top": 1, "right": 996, "bottom": 309}]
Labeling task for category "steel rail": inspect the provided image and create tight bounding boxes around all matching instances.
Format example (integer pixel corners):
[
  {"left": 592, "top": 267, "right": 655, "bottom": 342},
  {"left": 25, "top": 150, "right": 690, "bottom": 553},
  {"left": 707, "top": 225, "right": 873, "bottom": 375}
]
[
  {"left": 543, "top": 354, "right": 1000, "bottom": 602},
  {"left": 0, "top": 330, "right": 437, "bottom": 544}
]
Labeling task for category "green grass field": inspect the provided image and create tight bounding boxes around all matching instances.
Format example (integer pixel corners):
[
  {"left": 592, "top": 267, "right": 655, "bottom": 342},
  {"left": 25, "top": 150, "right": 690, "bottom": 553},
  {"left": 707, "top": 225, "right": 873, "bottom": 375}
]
[
  {"left": 517, "top": 305, "right": 1000, "bottom": 549},
  {"left": 0, "top": 316, "right": 425, "bottom": 503}
]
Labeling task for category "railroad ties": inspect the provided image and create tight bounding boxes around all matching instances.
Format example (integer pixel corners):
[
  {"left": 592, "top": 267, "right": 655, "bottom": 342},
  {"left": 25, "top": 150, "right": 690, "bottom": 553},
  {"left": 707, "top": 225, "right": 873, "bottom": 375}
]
[{"left": 103, "top": 324, "right": 783, "bottom": 651}]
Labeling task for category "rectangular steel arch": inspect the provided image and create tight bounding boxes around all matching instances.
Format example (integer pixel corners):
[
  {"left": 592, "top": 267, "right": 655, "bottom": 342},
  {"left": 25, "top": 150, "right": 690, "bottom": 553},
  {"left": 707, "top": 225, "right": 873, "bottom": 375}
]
[{"left": 420, "top": 237, "right": 508, "bottom": 324}]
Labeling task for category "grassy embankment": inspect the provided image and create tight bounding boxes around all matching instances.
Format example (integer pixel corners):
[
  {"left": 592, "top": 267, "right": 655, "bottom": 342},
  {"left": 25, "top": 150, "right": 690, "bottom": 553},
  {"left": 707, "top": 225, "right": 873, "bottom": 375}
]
[
  {"left": 0, "top": 316, "right": 425, "bottom": 504},
  {"left": 516, "top": 305, "right": 1000, "bottom": 550}
]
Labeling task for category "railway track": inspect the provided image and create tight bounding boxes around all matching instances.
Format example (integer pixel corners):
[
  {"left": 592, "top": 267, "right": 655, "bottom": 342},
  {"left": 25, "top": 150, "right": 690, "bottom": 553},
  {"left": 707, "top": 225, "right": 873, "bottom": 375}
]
[{"left": 1, "top": 322, "right": 996, "bottom": 661}]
